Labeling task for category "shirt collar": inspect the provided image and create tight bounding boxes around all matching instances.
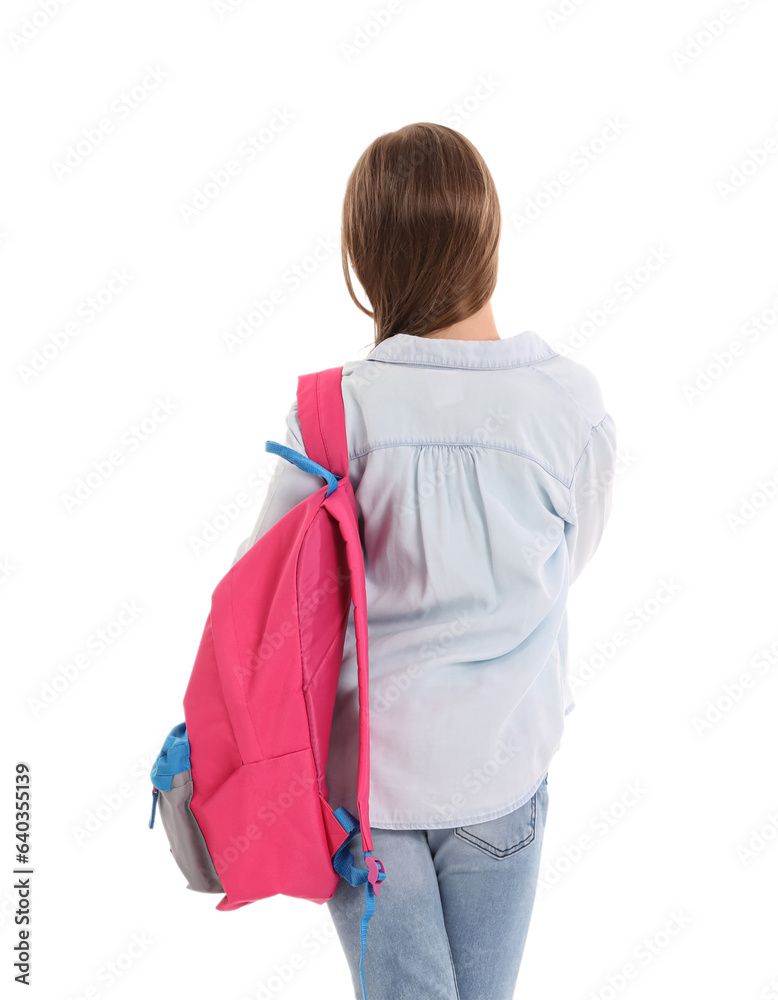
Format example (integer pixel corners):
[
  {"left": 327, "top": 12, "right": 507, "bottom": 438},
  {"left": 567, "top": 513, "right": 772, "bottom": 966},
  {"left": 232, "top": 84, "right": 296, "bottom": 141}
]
[{"left": 364, "top": 330, "right": 557, "bottom": 370}]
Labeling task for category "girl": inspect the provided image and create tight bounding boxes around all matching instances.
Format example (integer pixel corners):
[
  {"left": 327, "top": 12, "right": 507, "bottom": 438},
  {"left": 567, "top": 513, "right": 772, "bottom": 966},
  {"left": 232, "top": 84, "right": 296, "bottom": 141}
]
[{"left": 233, "top": 122, "right": 617, "bottom": 1000}]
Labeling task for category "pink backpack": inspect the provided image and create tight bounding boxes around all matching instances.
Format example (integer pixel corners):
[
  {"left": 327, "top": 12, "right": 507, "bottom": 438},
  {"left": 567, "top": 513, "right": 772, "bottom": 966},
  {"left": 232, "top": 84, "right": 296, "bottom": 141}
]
[{"left": 148, "top": 366, "right": 386, "bottom": 999}]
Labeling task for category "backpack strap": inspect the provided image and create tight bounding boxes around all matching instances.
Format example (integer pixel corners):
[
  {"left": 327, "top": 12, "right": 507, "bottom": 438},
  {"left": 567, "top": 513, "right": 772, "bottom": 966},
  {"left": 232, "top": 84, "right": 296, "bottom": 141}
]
[
  {"left": 296, "top": 367, "right": 349, "bottom": 477},
  {"left": 297, "top": 367, "right": 386, "bottom": 1000},
  {"left": 297, "top": 367, "right": 380, "bottom": 849}
]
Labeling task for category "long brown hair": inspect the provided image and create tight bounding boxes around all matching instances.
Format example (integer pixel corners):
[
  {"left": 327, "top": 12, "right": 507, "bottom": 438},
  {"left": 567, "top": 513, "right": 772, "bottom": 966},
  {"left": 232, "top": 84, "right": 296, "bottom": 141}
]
[{"left": 341, "top": 122, "right": 501, "bottom": 349}]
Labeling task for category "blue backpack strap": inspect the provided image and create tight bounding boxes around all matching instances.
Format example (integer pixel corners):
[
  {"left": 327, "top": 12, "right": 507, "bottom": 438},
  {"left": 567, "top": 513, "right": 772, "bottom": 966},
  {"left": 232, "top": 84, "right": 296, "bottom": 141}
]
[
  {"left": 265, "top": 440, "right": 341, "bottom": 497},
  {"left": 331, "top": 807, "right": 387, "bottom": 1000}
]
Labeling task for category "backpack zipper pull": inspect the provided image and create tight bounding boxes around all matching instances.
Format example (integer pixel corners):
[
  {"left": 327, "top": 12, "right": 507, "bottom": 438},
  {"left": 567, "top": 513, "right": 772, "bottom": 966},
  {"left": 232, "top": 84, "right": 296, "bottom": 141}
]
[{"left": 149, "top": 787, "right": 159, "bottom": 829}]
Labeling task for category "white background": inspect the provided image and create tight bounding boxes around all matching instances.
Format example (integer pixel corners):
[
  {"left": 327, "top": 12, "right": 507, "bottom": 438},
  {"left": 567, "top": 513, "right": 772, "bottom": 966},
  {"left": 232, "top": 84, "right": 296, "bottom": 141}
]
[{"left": 3, "top": 1, "right": 778, "bottom": 998}]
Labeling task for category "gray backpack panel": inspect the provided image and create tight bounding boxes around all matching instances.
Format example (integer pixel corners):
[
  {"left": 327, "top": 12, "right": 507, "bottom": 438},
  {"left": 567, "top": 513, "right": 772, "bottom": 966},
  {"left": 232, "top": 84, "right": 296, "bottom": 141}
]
[{"left": 156, "top": 769, "right": 224, "bottom": 894}]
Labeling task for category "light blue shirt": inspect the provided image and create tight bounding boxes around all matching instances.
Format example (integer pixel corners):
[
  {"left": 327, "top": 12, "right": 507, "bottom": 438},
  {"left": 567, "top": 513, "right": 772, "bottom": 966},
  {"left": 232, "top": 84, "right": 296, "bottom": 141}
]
[{"left": 232, "top": 331, "right": 617, "bottom": 829}]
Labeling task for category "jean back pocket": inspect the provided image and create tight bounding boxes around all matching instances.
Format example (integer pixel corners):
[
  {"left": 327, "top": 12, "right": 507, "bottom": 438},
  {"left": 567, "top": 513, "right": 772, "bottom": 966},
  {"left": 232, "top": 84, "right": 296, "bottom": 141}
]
[{"left": 454, "top": 787, "right": 542, "bottom": 859}]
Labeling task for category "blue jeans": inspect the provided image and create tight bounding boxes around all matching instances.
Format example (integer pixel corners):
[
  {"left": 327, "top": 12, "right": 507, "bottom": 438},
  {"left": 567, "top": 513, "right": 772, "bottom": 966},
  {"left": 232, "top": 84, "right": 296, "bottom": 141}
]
[{"left": 326, "top": 773, "right": 549, "bottom": 1000}]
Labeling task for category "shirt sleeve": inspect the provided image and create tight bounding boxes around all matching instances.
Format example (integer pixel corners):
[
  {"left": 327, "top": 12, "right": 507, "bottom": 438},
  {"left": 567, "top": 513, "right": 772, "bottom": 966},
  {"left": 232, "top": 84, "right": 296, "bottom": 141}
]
[
  {"left": 230, "top": 397, "right": 321, "bottom": 568},
  {"left": 563, "top": 411, "right": 617, "bottom": 586}
]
